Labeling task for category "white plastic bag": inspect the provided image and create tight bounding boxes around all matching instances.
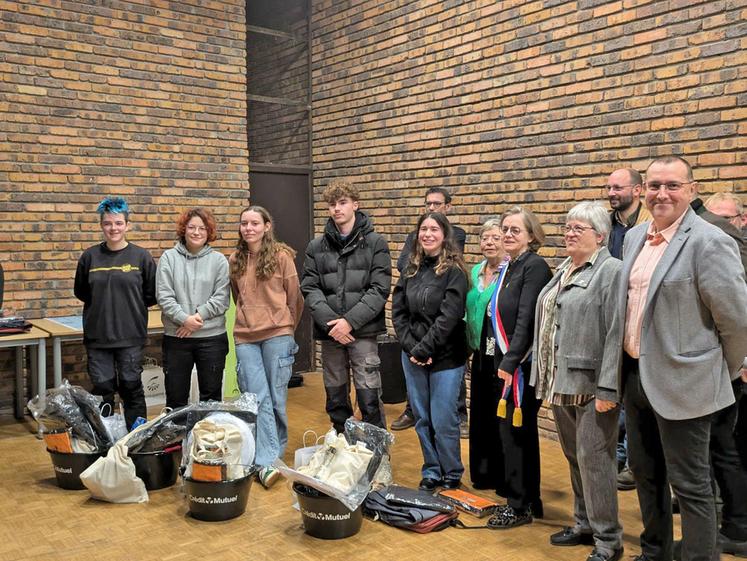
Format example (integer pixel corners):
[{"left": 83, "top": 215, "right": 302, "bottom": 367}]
[
  {"left": 100, "top": 403, "right": 128, "bottom": 443},
  {"left": 79, "top": 442, "right": 148, "bottom": 503}
]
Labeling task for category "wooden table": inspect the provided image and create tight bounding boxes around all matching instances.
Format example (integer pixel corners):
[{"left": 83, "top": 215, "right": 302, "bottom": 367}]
[
  {"left": 0, "top": 327, "right": 48, "bottom": 419},
  {"left": 30, "top": 309, "right": 164, "bottom": 393}
]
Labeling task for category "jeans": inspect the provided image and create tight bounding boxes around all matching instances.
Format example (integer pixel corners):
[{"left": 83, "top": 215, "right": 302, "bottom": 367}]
[
  {"left": 617, "top": 406, "right": 628, "bottom": 470},
  {"left": 402, "top": 352, "right": 464, "bottom": 482},
  {"left": 162, "top": 333, "right": 228, "bottom": 408},
  {"left": 236, "top": 335, "right": 298, "bottom": 467},
  {"left": 86, "top": 345, "right": 146, "bottom": 430}
]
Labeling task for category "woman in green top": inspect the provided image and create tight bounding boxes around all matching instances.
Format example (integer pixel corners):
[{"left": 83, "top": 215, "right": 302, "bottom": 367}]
[{"left": 465, "top": 217, "right": 507, "bottom": 489}]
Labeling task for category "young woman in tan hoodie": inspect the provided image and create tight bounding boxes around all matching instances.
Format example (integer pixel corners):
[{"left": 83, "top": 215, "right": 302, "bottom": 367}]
[{"left": 230, "top": 206, "right": 304, "bottom": 488}]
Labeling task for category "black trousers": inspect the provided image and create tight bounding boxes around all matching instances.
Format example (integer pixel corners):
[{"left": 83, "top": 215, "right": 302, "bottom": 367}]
[
  {"left": 86, "top": 345, "right": 146, "bottom": 430},
  {"left": 469, "top": 351, "right": 503, "bottom": 489},
  {"left": 737, "top": 382, "right": 747, "bottom": 469},
  {"left": 710, "top": 380, "right": 747, "bottom": 541},
  {"left": 623, "top": 355, "right": 717, "bottom": 561},
  {"left": 162, "top": 333, "right": 228, "bottom": 409}
]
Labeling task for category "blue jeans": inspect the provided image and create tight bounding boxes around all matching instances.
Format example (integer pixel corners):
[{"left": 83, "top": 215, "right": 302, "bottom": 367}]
[
  {"left": 401, "top": 352, "right": 464, "bottom": 482},
  {"left": 236, "top": 335, "right": 298, "bottom": 467},
  {"left": 617, "top": 406, "right": 628, "bottom": 470}
]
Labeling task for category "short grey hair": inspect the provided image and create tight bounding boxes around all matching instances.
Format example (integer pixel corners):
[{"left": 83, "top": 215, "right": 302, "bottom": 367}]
[
  {"left": 567, "top": 201, "right": 611, "bottom": 245},
  {"left": 479, "top": 217, "right": 502, "bottom": 236},
  {"left": 705, "top": 192, "right": 743, "bottom": 214}
]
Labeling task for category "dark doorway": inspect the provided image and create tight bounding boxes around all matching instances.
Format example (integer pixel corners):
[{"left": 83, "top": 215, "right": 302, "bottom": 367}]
[
  {"left": 246, "top": 0, "right": 313, "bottom": 374},
  {"left": 249, "top": 170, "right": 312, "bottom": 373}
]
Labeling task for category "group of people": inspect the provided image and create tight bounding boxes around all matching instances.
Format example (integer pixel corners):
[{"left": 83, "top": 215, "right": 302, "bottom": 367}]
[
  {"left": 74, "top": 200, "right": 302, "bottom": 488},
  {"left": 71, "top": 154, "right": 746, "bottom": 561}
]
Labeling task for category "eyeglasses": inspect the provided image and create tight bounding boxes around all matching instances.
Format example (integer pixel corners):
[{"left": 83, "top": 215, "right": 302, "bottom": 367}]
[
  {"left": 500, "top": 226, "right": 524, "bottom": 236},
  {"left": 425, "top": 200, "right": 446, "bottom": 209},
  {"left": 186, "top": 225, "right": 207, "bottom": 232},
  {"left": 645, "top": 181, "right": 692, "bottom": 192},
  {"left": 564, "top": 224, "right": 595, "bottom": 235}
]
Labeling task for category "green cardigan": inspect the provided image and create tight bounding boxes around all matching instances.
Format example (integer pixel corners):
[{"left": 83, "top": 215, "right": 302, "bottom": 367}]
[{"left": 465, "top": 261, "right": 498, "bottom": 351}]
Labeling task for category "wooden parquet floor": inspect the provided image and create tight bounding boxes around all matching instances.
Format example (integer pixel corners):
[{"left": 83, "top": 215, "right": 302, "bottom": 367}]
[{"left": 0, "top": 372, "right": 732, "bottom": 561}]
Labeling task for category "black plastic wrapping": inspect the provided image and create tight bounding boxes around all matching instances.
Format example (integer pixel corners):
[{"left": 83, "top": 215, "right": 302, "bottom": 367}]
[{"left": 127, "top": 394, "right": 258, "bottom": 454}]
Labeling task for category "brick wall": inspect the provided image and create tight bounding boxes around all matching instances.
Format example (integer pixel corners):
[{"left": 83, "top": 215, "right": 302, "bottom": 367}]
[
  {"left": 0, "top": 0, "right": 249, "bottom": 414},
  {"left": 247, "top": 24, "right": 309, "bottom": 166},
  {"left": 310, "top": 0, "right": 747, "bottom": 437}
]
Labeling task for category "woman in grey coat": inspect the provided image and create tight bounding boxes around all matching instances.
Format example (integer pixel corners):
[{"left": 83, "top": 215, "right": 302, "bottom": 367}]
[
  {"left": 157, "top": 208, "right": 230, "bottom": 408},
  {"left": 530, "top": 201, "right": 623, "bottom": 561}
]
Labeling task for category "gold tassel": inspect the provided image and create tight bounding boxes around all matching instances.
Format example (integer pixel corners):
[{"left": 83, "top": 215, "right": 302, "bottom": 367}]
[
  {"left": 512, "top": 407, "right": 523, "bottom": 427},
  {"left": 497, "top": 399, "right": 507, "bottom": 419}
]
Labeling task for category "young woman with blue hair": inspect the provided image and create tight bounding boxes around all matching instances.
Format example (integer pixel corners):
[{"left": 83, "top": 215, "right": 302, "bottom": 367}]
[{"left": 74, "top": 197, "right": 157, "bottom": 430}]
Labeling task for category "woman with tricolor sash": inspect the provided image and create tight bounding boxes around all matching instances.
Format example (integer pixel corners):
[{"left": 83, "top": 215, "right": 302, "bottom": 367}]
[{"left": 483, "top": 206, "right": 551, "bottom": 530}]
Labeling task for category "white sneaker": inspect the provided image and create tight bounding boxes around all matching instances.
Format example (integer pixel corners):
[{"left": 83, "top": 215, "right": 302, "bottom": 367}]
[{"left": 259, "top": 466, "right": 281, "bottom": 489}]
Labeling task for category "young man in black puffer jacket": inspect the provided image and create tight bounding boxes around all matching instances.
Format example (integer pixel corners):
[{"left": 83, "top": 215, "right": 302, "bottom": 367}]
[{"left": 301, "top": 181, "right": 392, "bottom": 433}]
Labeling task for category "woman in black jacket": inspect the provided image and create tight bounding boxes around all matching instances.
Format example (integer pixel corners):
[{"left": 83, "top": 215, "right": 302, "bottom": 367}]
[
  {"left": 484, "top": 206, "right": 552, "bottom": 529},
  {"left": 392, "top": 212, "right": 468, "bottom": 491}
]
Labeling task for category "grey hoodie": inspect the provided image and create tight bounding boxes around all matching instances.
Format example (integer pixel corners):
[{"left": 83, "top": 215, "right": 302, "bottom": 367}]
[{"left": 156, "top": 242, "right": 230, "bottom": 338}]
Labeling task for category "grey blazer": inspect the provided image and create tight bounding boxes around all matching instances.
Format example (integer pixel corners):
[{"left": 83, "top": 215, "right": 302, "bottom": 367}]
[
  {"left": 616, "top": 208, "right": 747, "bottom": 420},
  {"left": 530, "top": 248, "right": 622, "bottom": 402}
]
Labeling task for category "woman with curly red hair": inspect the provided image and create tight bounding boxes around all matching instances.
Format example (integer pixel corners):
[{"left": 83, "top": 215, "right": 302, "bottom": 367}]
[
  {"left": 230, "top": 205, "right": 304, "bottom": 488},
  {"left": 156, "top": 207, "right": 230, "bottom": 408}
]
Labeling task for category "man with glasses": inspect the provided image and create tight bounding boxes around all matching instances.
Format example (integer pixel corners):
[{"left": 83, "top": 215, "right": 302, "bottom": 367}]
[
  {"left": 690, "top": 190, "right": 747, "bottom": 272},
  {"left": 616, "top": 156, "right": 747, "bottom": 561},
  {"left": 704, "top": 193, "right": 744, "bottom": 231},
  {"left": 392, "top": 187, "right": 468, "bottom": 434},
  {"left": 605, "top": 168, "right": 652, "bottom": 492},
  {"left": 606, "top": 168, "right": 651, "bottom": 260}
]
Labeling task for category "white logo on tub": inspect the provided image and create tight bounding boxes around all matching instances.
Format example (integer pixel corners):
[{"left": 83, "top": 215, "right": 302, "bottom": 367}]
[
  {"left": 189, "top": 494, "right": 238, "bottom": 504},
  {"left": 54, "top": 466, "right": 73, "bottom": 474},
  {"left": 301, "top": 509, "right": 351, "bottom": 521}
]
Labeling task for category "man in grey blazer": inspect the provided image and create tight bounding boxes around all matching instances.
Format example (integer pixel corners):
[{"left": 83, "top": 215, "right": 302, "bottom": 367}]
[{"left": 617, "top": 156, "right": 747, "bottom": 561}]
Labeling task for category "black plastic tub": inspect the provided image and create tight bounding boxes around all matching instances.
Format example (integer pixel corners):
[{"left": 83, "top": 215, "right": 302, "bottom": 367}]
[
  {"left": 293, "top": 483, "right": 363, "bottom": 539},
  {"left": 130, "top": 446, "right": 181, "bottom": 490},
  {"left": 47, "top": 449, "right": 104, "bottom": 490},
  {"left": 184, "top": 472, "right": 254, "bottom": 521}
]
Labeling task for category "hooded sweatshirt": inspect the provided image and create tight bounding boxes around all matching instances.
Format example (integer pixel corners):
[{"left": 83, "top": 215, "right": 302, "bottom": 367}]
[
  {"left": 156, "top": 242, "right": 230, "bottom": 338},
  {"left": 230, "top": 248, "right": 304, "bottom": 344}
]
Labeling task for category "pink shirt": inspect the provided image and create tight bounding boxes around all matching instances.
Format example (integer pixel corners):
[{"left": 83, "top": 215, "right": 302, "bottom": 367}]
[{"left": 623, "top": 210, "right": 687, "bottom": 358}]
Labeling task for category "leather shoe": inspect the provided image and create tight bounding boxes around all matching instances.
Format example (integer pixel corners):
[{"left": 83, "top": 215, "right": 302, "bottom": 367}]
[
  {"left": 391, "top": 411, "right": 416, "bottom": 431},
  {"left": 719, "top": 531, "right": 747, "bottom": 557},
  {"left": 616, "top": 466, "right": 636, "bottom": 490},
  {"left": 587, "top": 547, "right": 623, "bottom": 561},
  {"left": 442, "top": 479, "right": 460, "bottom": 490},
  {"left": 550, "top": 527, "right": 595, "bottom": 547},
  {"left": 418, "top": 477, "right": 441, "bottom": 491}
]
